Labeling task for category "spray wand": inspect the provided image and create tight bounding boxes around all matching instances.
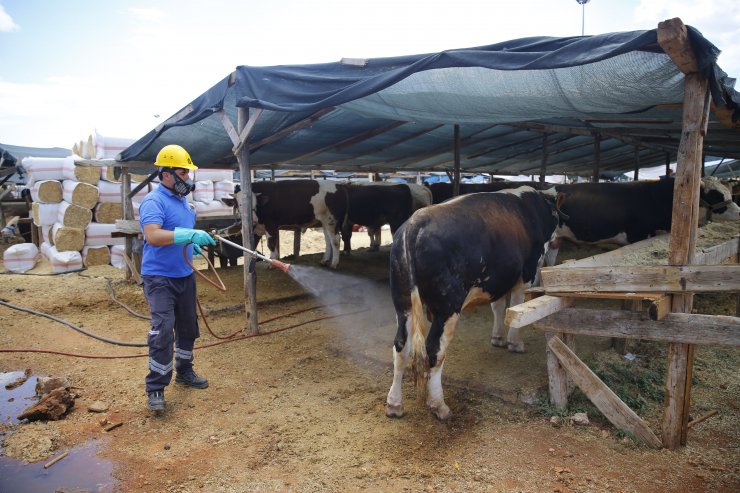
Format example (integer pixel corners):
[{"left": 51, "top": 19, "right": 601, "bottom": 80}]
[{"left": 212, "top": 234, "right": 291, "bottom": 273}]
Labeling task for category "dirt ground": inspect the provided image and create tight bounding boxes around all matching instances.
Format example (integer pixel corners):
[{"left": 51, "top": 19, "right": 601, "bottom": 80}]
[{"left": 1, "top": 228, "right": 739, "bottom": 492}]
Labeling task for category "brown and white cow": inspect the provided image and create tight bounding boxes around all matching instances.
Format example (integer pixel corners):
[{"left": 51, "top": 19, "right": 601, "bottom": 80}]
[
  {"left": 544, "top": 176, "right": 740, "bottom": 264},
  {"left": 386, "top": 186, "right": 560, "bottom": 420},
  {"left": 340, "top": 183, "right": 414, "bottom": 253}
]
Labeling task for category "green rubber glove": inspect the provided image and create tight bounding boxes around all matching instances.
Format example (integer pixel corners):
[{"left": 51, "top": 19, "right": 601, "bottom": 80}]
[{"left": 173, "top": 228, "right": 217, "bottom": 248}]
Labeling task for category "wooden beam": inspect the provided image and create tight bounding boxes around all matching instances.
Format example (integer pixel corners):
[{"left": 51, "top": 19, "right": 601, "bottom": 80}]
[
  {"left": 547, "top": 336, "right": 663, "bottom": 448},
  {"left": 275, "top": 120, "right": 407, "bottom": 165},
  {"left": 323, "top": 124, "right": 445, "bottom": 167},
  {"left": 694, "top": 236, "right": 740, "bottom": 265},
  {"left": 540, "top": 264, "right": 740, "bottom": 293},
  {"left": 649, "top": 295, "right": 672, "bottom": 321},
  {"left": 453, "top": 125, "right": 461, "bottom": 197},
  {"left": 249, "top": 107, "right": 336, "bottom": 152},
  {"left": 657, "top": 18, "right": 699, "bottom": 74},
  {"left": 505, "top": 295, "right": 574, "bottom": 329},
  {"left": 219, "top": 110, "right": 240, "bottom": 147},
  {"left": 545, "top": 332, "right": 574, "bottom": 411},
  {"left": 534, "top": 309, "right": 740, "bottom": 347}
]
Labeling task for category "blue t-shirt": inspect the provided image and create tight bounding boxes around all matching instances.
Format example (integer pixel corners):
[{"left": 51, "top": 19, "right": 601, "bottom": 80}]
[{"left": 139, "top": 185, "right": 196, "bottom": 277}]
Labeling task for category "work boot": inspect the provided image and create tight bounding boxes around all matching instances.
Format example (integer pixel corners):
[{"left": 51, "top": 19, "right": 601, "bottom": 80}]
[
  {"left": 147, "top": 390, "right": 165, "bottom": 412},
  {"left": 175, "top": 370, "right": 209, "bottom": 389}
]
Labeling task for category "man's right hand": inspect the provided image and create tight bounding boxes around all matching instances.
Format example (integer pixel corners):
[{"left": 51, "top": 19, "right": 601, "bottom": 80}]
[{"left": 173, "top": 228, "right": 217, "bottom": 248}]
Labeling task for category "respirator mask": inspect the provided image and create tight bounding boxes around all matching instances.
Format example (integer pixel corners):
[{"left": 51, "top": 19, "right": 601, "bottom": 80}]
[{"left": 172, "top": 172, "right": 195, "bottom": 197}]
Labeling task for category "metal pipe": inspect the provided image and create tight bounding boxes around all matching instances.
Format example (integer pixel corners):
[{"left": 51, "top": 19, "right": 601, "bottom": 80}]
[{"left": 214, "top": 234, "right": 291, "bottom": 273}]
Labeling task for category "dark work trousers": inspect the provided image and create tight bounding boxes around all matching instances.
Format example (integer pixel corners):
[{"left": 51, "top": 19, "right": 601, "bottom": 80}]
[{"left": 143, "top": 273, "right": 200, "bottom": 393}]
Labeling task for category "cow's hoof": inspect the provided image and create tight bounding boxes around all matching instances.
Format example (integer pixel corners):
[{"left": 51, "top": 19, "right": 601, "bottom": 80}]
[
  {"left": 491, "top": 337, "right": 507, "bottom": 348},
  {"left": 507, "top": 342, "right": 525, "bottom": 353},
  {"left": 430, "top": 403, "right": 450, "bottom": 420},
  {"left": 385, "top": 403, "right": 404, "bottom": 418}
]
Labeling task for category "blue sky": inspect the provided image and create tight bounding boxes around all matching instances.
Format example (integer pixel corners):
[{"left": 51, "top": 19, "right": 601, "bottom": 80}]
[{"left": 1, "top": 0, "right": 738, "bottom": 149}]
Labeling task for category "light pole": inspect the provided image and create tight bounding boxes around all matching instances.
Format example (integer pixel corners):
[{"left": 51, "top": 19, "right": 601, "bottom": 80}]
[{"left": 576, "top": 0, "right": 591, "bottom": 36}]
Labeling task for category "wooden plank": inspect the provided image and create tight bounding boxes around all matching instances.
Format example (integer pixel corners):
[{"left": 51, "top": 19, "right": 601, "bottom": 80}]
[
  {"left": 546, "top": 291, "right": 665, "bottom": 301},
  {"left": 553, "top": 234, "right": 670, "bottom": 269},
  {"left": 548, "top": 336, "right": 662, "bottom": 448},
  {"left": 505, "top": 295, "right": 573, "bottom": 329},
  {"left": 540, "top": 264, "right": 740, "bottom": 293},
  {"left": 534, "top": 309, "right": 740, "bottom": 347},
  {"left": 649, "top": 295, "right": 672, "bottom": 321},
  {"left": 694, "top": 236, "right": 739, "bottom": 265}
]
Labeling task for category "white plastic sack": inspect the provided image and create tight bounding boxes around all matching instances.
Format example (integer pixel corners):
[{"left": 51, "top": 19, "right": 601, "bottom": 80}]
[
  {"left": 193, "top": 180, "right": 214, "bottom": 203},
  {"left": 44, "top": 245, "right": 83, "bottom": 273},
  {"left": 85, "top": 222, "right": 125, "bottom": 247},
  {"left": 93, "top": 132, "right": 136, "bottom": 159},
  {"left": 194, "top": 169, "right": 233, "bottom": 182},
  {"left": 110, "top": 245, "right": 125, "bottom": 269},
  {"left": 193, "top": 200, "right": 235, "bottom": 218},
  {"left": 3, "top": 243, "right": 39, "bottom": 273},
  {"left": 23, "top": 157, "right": 66, "bottom": 184},
  {"left": 97, "top": 180, "right": 122, "bottom": 203},
  {"left": 33, "top": 202, "right": 61, "bottom": 226},
  {"left": 214, "top": 180, "right": 236, "bottom": 200}
]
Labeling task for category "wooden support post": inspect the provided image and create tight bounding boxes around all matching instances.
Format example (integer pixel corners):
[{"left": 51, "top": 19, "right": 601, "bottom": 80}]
[
  {"left": 659, "top": 16, "right": 712, "bottom": 448},
  {"left": 539, "top": 134, "right": 548, "bottom": 183},
  {"left": 633, "top": 146, "right": 640, "bottom": 181},
  {"left": 293, "top": 227, "right": 301, "bottom": 257},
  {"left": 591, "top": 133, "right": 601, "bottom": 182},
  {"left": 453, "top": 125, "right": 461, "bottom": 197},
  {"left": 236, "top": 107, "right": 260, "bottom": 334},
  {"left": 545, "top": 332, "right": 575, "bottom": 410},
  {"left": 121, "top": 166, "right": 133, "bottom": 282}
]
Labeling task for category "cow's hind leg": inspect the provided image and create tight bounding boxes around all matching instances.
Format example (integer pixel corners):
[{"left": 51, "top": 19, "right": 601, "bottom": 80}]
[
  {"left": 386, "top": 312, "right": 411, "bottom": 418},
  {"left": 490, "top": 296, "right": 508, "bottom": 348},
  {"left": 506, "top": 281, "right": 527, "bottom": 352},
  {"left": 426, "top": 313, "right": 459, "bottom": 420}
]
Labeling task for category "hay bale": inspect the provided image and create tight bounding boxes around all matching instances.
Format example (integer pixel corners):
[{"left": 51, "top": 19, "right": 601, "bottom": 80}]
[
  {"left": 51, "top": 223, "right": 84, "bottom": 251},
  {"left": 57, "top": 201, "right": 92, "bottom": 229},
  {"left": 62, "top": 180, "right": 99, "bottom": 209},
  {"left": 62, "top": 157, "right": 100, "bottom": 185},
  {"left": 94, "top": 202, "right": 122, "bottom": 223},
  {"left": 82, "top": 245, "right": 110, "bottom": 266},
  {"left": 100, "top": 166, "right": 120, "bottom": 182},
  {"left": 32, "top": 202, "right": 60, "bottom": 226},
  {"left": 30, "top": 180, "right": 63, "bottom": 203}
]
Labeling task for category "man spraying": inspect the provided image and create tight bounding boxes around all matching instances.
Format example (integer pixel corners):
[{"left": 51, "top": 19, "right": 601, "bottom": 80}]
[{"left": 138, "top": 144, "right": 217, "bottom": 412}]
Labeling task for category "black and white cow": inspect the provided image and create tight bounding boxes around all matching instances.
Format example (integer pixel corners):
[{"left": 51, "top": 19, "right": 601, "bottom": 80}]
[
  {"left": 545, "top": 176, "right": 740, "bottom": 262},
  {"left": 249, "top": 180, "right": 349, "bottom": 269},
  {"left": 340, "top": 183, "right": 414, "bottom": 253},
  {"left": 386, "top": 186, "right": 561, "bottom": 420},
  {"left": 428, "top": 181, "right": 553, "bottom": 204}
]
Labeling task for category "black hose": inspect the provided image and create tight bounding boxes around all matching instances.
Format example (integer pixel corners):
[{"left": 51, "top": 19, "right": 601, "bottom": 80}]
[{"left": 0, "top": 299, "right": 147, "bottom": 347}]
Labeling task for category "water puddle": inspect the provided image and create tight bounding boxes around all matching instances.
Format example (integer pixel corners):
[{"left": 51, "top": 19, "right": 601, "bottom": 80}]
[
  {"left": 0, "top": 440, "right": 116, "bottom": 493},
  {"left": 1, "top": 370, "right": 38, "bottom": 426},
  {"left": 1, "top": 371, "right": 117, "bottom": 492}
]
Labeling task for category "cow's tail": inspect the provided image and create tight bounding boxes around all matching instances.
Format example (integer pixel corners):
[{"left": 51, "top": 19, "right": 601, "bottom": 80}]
[{"left": 410, "top": 286, "right": 429, "bottom": 404}]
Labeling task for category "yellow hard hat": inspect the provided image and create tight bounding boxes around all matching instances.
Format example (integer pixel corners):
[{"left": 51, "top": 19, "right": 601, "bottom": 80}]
[{"left": 154, "top": 144, "right": 198, "bottom": 170}]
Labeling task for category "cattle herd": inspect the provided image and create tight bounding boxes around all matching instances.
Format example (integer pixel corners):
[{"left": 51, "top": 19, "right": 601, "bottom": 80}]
[{"left": 218, "top": 176, "right": 739, "bottom": 420}]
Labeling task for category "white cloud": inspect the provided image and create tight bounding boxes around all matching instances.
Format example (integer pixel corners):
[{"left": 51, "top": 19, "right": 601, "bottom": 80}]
[{"left": 0, "top": 4, "right": 20, "bottom": 32}]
